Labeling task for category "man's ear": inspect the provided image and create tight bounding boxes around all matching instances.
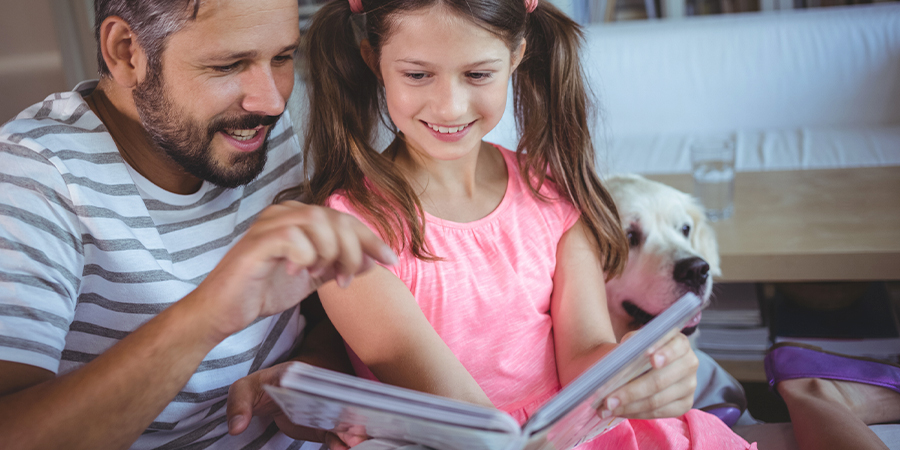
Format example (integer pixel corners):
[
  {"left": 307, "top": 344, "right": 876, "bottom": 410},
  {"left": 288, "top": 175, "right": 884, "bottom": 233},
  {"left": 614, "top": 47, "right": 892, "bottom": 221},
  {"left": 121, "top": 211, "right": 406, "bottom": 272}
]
[
  {"left": 511, "top": 38, "right": 526, "bottom": 72},
  {"left": 359, "top": 39, "right": 382, "bottom": 82},
  {"left": 98, "top": 16, "right": 148, "bottom": 88}
]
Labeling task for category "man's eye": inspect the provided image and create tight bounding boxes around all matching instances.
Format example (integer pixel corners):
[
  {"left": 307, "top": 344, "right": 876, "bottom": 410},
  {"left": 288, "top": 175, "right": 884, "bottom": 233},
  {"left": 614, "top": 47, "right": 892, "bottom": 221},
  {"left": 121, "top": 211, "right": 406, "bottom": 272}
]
[{"left": 212, "top": 62, "right": 241, "bottom": 73}]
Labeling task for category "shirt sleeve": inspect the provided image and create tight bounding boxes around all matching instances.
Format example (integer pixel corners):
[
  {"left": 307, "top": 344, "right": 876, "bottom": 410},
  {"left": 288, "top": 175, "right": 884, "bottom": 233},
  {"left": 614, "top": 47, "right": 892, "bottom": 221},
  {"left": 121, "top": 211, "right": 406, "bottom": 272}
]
[{"left": 0, "top": 138, "right": 82, "bottom": 373}]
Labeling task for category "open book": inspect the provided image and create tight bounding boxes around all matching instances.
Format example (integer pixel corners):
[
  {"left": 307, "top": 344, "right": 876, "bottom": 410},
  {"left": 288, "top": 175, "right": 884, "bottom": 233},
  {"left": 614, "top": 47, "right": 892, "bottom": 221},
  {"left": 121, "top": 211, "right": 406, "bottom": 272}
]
[{"left": 265, "top": 292, "right": 703, "bottom": 450}]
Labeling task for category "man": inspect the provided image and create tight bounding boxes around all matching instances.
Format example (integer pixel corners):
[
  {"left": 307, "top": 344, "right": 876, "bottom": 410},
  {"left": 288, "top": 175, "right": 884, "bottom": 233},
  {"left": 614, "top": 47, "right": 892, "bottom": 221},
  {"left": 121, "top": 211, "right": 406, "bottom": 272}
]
[{"left": 0, "top": 0, "right": 394, "bottom": 448}]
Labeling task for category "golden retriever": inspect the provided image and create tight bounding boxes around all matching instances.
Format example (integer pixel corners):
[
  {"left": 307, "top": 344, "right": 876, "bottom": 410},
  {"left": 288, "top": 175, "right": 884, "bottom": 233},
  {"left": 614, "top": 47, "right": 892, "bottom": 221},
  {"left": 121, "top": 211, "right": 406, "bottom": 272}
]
[{"left": 604, "top": 174, "right": 721, "bottom": 340}]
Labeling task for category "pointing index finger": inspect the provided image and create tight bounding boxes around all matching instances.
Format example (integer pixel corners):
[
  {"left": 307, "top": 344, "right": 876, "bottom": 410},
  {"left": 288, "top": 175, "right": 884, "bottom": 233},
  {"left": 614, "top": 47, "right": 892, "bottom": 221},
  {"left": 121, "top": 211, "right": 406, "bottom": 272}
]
[{"left": 351, "top": 219, "right": 398, "bottom": 268}]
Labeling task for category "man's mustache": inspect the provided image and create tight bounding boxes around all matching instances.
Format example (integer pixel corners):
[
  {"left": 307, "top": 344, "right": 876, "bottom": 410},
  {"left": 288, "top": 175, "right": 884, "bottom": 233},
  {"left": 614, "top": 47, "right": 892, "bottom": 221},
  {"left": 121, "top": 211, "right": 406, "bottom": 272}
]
[{"left": 209, "top": 113, "right": 282, "bottom": 135}]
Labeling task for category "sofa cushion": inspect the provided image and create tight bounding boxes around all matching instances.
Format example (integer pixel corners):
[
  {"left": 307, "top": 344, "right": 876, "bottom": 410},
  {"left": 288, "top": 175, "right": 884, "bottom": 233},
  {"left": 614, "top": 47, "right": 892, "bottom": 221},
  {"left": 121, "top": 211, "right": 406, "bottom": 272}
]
[{"left": 601, "top": 125, "right": 900, "bottom": 175}]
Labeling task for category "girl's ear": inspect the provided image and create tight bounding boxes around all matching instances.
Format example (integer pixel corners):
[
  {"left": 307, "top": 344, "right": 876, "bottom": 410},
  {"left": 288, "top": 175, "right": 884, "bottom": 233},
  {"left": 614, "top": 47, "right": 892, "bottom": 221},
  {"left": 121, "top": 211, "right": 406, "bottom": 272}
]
[
  {"left": 511, "top": 38, "right": 527, "bottom": 72},
  {"left": 359, "top": 39, "right": 383, "bottom": 82},
  {"left": 98, "top": 16, "right": 147, "bottom": 88}
]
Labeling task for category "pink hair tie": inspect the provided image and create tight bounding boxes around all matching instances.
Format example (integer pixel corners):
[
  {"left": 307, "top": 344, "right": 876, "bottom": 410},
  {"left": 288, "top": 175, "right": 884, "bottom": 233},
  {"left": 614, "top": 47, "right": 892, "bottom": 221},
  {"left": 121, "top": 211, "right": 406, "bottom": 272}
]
[{"left": 525, "top": 0, "right": 538, "bottom": 13}]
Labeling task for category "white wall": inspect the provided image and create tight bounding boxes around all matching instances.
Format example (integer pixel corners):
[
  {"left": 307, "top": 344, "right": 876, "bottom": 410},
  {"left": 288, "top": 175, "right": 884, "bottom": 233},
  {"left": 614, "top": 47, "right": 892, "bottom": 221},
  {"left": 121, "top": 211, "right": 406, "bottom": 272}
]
[
  {"left": 0, "top": 0, "right": 67, "bottom": 122},
  {"left": 0, "top": 0, "right": 95, "bottom": 123}
]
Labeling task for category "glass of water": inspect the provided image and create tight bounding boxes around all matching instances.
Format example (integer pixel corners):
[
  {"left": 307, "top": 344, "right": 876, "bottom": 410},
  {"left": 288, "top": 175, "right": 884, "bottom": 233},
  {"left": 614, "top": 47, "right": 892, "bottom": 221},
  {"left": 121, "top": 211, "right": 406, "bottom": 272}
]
[{"left": 691, "top": 135, "right": 735, "bottom": 221}]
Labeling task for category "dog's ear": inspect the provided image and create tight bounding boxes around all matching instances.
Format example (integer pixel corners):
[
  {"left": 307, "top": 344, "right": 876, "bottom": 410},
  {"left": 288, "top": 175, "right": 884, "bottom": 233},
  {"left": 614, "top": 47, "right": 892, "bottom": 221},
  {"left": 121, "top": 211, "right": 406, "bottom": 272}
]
[{"left": 687, "top": 197, "right": 722, "bottom": 277}]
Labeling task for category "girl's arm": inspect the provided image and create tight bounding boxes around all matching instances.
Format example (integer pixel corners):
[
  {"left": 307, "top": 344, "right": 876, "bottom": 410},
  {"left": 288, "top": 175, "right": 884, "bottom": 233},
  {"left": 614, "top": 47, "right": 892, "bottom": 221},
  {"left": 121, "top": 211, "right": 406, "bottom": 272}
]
[
  {"left": 550, "top": 219, "right": 619, "bottom": 385},
  {"left": 551, "top": 219, "right": 698, "bottom": 419},
  {"left": 318, "top": 266, "right": 494, "bottom": 407}
]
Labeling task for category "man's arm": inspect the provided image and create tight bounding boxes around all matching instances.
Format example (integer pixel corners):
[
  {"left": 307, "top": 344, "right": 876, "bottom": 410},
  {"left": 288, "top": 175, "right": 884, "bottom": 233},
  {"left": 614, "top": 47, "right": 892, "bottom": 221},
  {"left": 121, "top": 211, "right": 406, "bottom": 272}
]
[{"left": 0, "top": 202, "right": 396, "bottom": 450}]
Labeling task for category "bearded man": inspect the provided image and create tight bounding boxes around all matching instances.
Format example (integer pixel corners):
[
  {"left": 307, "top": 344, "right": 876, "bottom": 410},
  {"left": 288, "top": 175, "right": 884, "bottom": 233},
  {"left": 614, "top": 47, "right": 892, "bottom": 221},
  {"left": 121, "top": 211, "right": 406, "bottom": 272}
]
[{"left": 0, "top": 1, "right": 394, "bottom": 448}]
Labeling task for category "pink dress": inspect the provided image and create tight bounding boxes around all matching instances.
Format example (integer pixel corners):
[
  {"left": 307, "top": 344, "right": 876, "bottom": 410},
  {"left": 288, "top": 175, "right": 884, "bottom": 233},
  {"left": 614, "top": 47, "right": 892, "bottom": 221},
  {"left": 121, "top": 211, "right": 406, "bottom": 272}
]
[{"left": 327, "top": 145, "right": 756, "bottom": 450}]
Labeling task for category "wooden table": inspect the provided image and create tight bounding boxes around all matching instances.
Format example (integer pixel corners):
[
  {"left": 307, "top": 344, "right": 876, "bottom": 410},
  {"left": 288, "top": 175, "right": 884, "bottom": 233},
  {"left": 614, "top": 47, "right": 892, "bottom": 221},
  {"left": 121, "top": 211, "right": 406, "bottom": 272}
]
[
  {"left": 647, "top": 166, "right": 900, "bottom": 283},
  {"left": 649, "top": 166, "right": 900, "bottom": 381}
]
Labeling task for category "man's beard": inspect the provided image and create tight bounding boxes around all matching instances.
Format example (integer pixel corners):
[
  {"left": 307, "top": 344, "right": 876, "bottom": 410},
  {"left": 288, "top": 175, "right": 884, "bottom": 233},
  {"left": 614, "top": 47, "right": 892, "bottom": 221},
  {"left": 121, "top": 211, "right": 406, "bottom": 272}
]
[{"left": 132, "top": 68, "right": 281, "bottom": 188}]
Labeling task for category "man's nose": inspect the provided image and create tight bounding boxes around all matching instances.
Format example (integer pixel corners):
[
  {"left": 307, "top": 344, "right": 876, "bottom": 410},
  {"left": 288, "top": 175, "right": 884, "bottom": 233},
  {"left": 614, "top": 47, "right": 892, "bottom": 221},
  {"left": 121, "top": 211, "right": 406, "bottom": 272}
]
[
  {"left": 431, "top": 79, "right": 467, "bottom": 122},
  {"left": 240, "top": 65, "right": 287, "bottom": 117}
]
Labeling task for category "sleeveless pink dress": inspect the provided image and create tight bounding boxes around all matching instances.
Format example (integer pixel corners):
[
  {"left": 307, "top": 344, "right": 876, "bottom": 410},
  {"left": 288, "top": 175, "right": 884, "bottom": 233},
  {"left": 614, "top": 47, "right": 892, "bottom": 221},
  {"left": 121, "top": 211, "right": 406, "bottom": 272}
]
[{"left": 327, "top": 145, "right": 756, "bottom": 450}]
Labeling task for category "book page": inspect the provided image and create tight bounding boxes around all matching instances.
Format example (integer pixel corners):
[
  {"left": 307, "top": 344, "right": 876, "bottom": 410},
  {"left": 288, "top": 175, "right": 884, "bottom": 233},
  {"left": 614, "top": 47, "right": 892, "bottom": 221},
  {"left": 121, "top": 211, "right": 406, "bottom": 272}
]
[{"left": 264, "top": 364, "right": 523, "bottom": 450}]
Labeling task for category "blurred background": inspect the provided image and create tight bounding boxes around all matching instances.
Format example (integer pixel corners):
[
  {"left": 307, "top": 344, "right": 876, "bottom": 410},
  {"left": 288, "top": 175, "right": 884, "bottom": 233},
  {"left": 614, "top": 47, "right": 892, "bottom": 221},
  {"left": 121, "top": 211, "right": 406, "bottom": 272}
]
[{"left": 1, "top": 0, "right": 896, "bottom": 123}]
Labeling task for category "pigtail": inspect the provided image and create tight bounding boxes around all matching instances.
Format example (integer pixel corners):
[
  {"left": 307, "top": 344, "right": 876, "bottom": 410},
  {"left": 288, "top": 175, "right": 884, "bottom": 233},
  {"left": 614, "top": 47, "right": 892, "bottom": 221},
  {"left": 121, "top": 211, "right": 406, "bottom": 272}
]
[
  {"left": 276, "top": 0, "right": 434, "bottom": 260},
  {"left": 514, "top": 2, "right": 628, "bottom": 279}
]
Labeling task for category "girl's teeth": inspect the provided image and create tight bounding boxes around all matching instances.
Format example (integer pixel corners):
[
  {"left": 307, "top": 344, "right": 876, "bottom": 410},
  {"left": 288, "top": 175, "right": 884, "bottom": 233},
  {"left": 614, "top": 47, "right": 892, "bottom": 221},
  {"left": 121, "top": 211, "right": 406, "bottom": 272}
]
[{"left": 429, "top": 123, "right": 466, "bottom": 134}]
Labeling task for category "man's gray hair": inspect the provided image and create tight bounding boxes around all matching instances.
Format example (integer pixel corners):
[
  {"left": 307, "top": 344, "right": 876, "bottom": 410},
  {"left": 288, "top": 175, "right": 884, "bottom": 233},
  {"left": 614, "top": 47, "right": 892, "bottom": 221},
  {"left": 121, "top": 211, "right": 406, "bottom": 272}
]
[{"left": 94, "top": 0, "right": 202, "bottom": 77}]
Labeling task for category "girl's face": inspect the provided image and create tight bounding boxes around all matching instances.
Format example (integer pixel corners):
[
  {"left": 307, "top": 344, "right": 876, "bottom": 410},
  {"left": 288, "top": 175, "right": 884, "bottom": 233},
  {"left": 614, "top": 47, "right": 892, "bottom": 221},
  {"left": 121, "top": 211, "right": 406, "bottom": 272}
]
[{"left": 374, "top": 8, "right": 521, "bottom": 163}]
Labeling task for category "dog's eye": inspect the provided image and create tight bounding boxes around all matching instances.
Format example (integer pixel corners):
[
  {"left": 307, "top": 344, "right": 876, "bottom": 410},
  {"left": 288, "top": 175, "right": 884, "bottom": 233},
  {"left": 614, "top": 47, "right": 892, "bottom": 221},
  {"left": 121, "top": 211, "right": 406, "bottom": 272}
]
[
  {"left": 627, "top": 230, "right": 641, "bottom": 247},
  {"left": 681, "top": 225, "right": 691, "bottom": 238}
]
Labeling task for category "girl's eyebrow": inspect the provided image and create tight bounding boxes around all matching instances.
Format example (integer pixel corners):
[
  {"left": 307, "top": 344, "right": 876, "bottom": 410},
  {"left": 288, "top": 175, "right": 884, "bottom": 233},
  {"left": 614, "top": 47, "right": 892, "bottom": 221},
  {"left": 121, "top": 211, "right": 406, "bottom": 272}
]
[{"left": 394, "top": 58, "right": 504, "bottom": 68}]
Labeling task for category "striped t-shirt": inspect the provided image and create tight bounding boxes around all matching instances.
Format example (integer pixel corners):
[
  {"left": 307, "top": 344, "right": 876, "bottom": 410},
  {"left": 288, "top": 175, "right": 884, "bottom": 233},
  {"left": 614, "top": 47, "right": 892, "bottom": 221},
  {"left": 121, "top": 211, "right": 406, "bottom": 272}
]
[{"left": 0, "top": 81, "right": 317, "bottom": 449}]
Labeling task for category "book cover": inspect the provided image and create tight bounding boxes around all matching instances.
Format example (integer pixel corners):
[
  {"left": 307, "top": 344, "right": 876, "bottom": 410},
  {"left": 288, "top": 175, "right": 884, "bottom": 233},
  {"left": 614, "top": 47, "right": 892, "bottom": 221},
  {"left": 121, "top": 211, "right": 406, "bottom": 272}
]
[{"left": 264, "top": 293, "right": 703, "bottom": 450}]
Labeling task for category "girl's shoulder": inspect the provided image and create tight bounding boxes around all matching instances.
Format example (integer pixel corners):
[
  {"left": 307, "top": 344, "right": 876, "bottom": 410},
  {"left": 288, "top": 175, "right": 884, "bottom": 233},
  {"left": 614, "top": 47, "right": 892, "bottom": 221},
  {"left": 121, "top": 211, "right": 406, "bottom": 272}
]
[
  {"left": 487, "top": 143, "right": 571, "bottom": 205},
  {"left": 325, "top": 190, "right": 373, "bottom": 228},
  {"left": 324, "top": 189, "right": 352, "bottom": 211},
  {"left": 486, "top": 142, "right": 581, "bottom": 231}
]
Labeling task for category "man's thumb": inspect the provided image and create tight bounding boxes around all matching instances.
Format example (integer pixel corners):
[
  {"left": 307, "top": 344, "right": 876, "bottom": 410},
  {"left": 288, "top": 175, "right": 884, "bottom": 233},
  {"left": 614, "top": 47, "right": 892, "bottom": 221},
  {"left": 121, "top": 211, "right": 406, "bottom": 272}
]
[{"left": 226, "top": 379, "right": 256, "bottom": 435}]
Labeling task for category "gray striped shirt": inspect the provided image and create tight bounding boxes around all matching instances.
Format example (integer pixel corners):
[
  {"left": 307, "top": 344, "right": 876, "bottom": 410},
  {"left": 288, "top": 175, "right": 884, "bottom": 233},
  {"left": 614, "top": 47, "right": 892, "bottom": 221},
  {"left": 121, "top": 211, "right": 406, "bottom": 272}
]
[{"left": 0, "top": 80, "right": 316, "bottom": 450}]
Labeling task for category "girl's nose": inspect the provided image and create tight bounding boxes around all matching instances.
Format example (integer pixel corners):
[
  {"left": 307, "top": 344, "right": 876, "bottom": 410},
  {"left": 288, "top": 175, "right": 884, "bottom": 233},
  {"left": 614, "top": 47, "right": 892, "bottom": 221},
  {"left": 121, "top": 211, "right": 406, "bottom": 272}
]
[
  {"left": 240, "top": 65, "right": 287, "bottom": 117},
  {"left": 430, "top": 78, "right": 468, "bottom": 122}
]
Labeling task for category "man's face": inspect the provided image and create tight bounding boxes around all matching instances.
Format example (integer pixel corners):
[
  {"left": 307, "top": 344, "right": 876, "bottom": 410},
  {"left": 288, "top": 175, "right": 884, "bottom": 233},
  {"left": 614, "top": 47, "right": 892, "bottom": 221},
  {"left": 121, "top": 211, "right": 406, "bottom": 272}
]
[{"left": 133, "top": 0, "right": 300, "bottom": 188}]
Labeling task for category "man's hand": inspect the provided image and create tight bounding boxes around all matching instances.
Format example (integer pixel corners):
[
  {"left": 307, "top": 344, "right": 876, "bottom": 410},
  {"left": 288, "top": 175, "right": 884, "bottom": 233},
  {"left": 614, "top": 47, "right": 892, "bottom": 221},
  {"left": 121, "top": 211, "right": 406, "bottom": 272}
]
[
  {"left": 226, "top": 362, "right": 368, "bottom": 448},
  {"left": 598, "top": 329, "right": 699, "bottom": 420},
  {"left": 190, "top": 202, "right": 397, "bottom": 341}
]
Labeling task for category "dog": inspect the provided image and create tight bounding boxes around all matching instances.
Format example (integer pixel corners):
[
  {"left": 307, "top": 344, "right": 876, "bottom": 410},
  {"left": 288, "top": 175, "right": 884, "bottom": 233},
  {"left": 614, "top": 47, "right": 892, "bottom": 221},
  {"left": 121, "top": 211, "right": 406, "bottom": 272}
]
[{"left": 604, "top": 174, "right": 721, "bottom": 341}]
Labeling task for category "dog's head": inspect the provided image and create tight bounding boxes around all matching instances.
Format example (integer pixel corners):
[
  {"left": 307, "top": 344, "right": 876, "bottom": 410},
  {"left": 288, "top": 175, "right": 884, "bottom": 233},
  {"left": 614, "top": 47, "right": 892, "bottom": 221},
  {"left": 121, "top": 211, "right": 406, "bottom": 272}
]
[{"left": 604, "top": 174, "right": 720, "bottom": 341}]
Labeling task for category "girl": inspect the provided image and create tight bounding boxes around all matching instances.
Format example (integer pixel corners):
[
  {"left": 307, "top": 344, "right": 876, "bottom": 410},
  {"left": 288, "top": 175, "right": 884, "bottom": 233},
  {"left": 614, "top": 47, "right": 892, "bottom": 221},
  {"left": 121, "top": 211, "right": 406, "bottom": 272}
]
[{"left": 283, "top": 0, "right": 757, "bottom": 448}]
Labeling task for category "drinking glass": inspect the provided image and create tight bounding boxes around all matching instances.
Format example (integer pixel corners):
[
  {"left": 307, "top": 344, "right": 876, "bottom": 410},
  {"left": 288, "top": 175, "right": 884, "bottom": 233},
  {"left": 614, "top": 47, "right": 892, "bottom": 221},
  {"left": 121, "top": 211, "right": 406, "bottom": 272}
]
[{"left": 691, "top": 135, "right": 735, "bottom": 221}]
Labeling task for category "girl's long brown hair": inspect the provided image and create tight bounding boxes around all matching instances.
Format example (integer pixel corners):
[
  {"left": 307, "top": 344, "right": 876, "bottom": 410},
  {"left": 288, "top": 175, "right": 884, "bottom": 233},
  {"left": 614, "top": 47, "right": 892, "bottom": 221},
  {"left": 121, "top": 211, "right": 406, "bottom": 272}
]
[{"left": 278, "top": 0, "right": 628, "bottom": 278}]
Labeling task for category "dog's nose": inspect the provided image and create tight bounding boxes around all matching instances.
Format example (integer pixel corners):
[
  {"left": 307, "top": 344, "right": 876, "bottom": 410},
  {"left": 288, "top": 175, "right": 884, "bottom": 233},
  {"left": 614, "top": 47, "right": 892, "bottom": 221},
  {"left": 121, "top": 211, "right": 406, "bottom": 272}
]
[{"left": 673, "top": 257, "right": 710, "bottom": 292}]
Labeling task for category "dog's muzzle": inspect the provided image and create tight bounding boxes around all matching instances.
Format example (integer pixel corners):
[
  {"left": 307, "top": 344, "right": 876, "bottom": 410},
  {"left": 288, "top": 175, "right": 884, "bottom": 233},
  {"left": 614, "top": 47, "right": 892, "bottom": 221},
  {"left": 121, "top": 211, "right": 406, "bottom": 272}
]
[{"left": 673, "top": 257, "right": 709, "bottom": 294}]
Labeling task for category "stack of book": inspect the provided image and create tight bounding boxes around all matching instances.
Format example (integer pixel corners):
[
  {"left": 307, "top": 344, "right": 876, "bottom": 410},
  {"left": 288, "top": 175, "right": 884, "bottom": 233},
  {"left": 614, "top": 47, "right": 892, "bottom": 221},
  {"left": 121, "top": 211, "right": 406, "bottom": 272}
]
[
  {"left": 772, "top": 282, "right": 900, "bottom": 364},
  {"left": 696, "top": 283, "right": 770, "bottom": 362}
]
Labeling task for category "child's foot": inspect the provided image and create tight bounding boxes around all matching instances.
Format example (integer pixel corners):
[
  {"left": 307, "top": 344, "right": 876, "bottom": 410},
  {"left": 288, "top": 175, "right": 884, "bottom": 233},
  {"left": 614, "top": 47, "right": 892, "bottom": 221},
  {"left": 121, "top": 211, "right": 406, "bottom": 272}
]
[{"left": 777, "top": 377, "right": 900, "bottom": 425}]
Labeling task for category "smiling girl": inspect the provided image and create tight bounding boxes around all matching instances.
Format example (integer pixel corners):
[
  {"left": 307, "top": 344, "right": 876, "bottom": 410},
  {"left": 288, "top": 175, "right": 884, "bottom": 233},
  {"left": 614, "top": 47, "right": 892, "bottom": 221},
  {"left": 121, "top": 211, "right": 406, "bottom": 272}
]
[{"left": 282, "top": 0, "right": 756, "bottom": 448}]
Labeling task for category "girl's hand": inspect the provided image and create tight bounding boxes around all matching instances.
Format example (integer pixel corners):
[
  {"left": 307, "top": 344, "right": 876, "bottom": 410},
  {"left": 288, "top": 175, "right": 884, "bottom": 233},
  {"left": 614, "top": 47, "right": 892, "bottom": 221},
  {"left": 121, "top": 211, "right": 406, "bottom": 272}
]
[{"left": 598, "top": 329, "right": 699, "bottom": 420}]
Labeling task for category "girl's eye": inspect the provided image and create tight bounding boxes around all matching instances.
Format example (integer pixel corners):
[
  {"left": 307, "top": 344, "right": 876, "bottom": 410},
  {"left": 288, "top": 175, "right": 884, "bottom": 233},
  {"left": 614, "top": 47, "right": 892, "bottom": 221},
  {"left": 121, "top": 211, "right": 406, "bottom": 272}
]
[
  {"left": 405, "top": 73, "right": 427, "bottom": 80},
  {"left": 273, "top": 54, "right": 294, "bottom": 65},
  {"left": 467, "top": 72, "right": 492, "bottom": 81}
]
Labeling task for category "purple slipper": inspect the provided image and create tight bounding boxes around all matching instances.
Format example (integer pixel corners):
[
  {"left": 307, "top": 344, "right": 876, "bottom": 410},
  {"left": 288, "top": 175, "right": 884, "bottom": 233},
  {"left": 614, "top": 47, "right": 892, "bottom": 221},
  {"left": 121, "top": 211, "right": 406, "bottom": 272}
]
[{"left": 764, "top": 342, "right": 900, "bottom": 394}]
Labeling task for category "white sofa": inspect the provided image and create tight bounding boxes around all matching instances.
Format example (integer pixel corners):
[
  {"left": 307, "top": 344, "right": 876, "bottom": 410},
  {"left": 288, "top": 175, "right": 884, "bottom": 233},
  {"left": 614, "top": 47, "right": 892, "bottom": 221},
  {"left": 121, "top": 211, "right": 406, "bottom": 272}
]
[{"left": 485, "top": 3, "right": 900, "bottom": 175}]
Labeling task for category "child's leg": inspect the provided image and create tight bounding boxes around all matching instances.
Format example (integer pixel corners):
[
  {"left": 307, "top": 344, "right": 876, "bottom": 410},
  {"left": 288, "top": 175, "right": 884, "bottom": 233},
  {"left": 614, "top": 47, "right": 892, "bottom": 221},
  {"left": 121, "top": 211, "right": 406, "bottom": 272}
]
[{"left": 777, "top": 377, "right": 900, "bottom": 450}]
